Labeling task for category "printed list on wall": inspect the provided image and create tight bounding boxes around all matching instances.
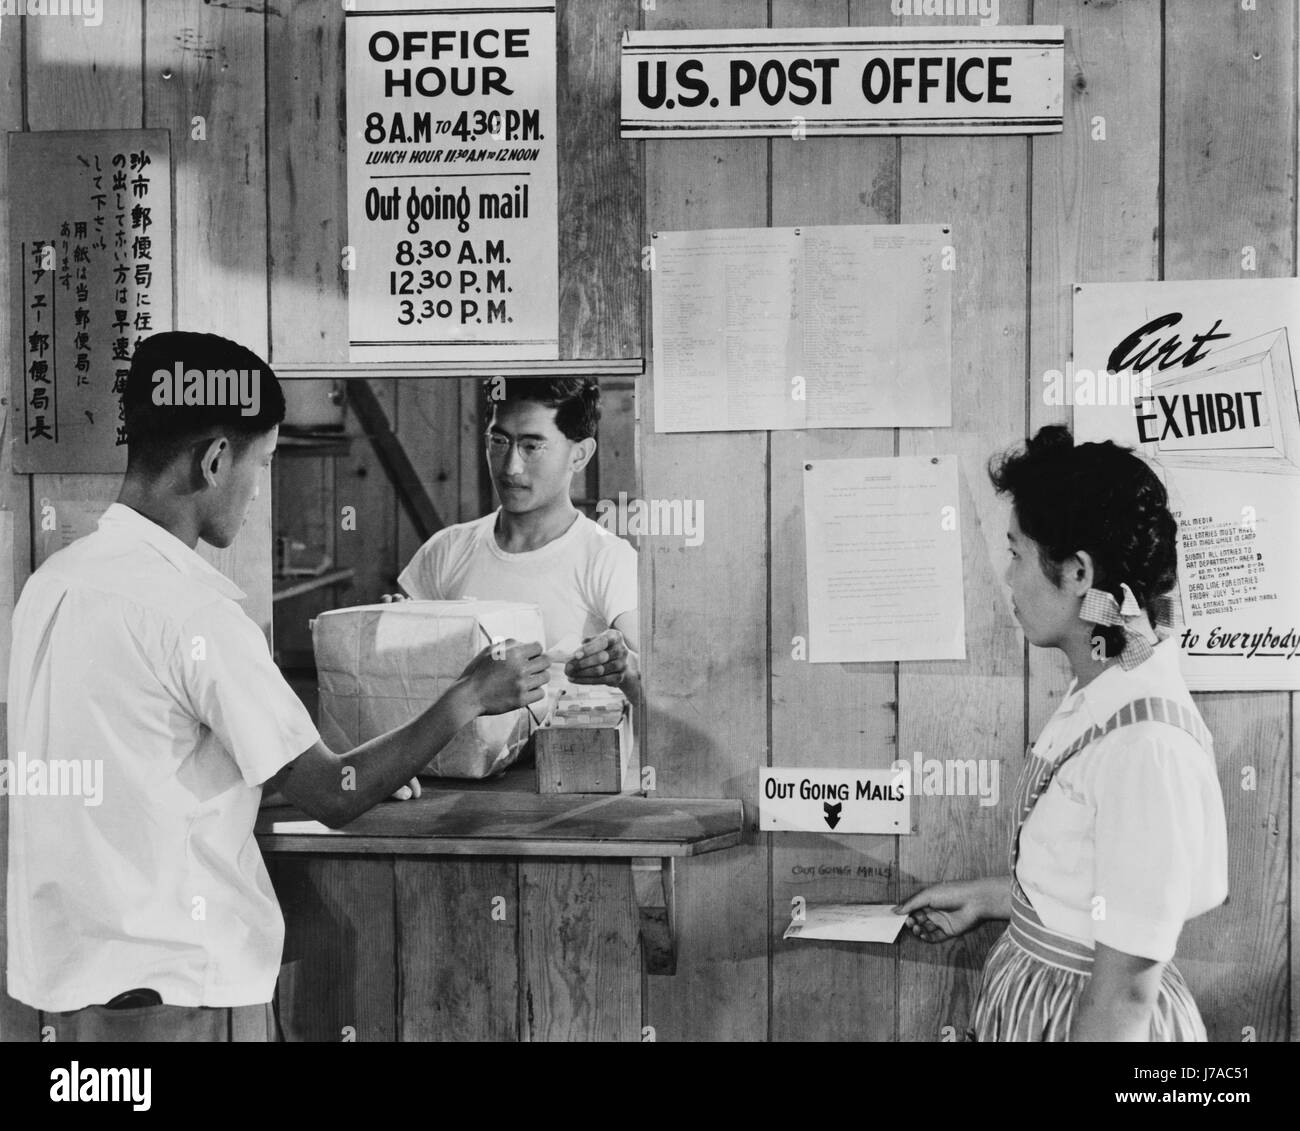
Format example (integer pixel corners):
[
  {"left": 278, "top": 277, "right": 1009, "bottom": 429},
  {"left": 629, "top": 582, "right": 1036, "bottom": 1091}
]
[
  {"left": 7, "top": 130, "right": 172, "bottom": 473},
  {"left": 652, "top": 225, "right": 952, "bottom": 432},
  {"left": 345, "top": 0, "right": 559, "bottom": 362}
]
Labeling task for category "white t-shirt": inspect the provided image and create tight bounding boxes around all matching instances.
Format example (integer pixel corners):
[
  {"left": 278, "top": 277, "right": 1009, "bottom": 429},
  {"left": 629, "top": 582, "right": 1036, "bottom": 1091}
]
[
  {"left": 6, "top": 503, "right": 320, "bottom": 1011},
  {"left": 1016, "top": 636, "right": 1229, "bottom": 962},
  {"left": 398, "top": 509, "right": 638, "bottom": 651}
]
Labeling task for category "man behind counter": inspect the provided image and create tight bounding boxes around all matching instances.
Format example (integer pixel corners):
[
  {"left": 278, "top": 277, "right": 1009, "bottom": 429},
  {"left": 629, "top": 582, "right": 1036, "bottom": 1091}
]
[
  {"left": 394, "top": 377, "right": 641, "bottom": 704},
  {"left": 5, "top": 331, "right": 548, "bottom": 1041}
]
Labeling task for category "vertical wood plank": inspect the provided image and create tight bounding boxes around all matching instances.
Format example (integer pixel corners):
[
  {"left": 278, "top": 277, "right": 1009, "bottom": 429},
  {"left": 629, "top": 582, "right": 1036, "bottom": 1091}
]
[
  {"left": 519, "top": 860, "right": 640, "bottom": 1041},
  {"left": 270, "top": 456, "right": 338, "bottom": 665},
  {"left": 765, "top": 0, "right": 900, "bottom": 1045},
  {"left": 0, "top": 9, "right": 38, "bottom": 1042},
  {"left": 1028, "top": 0, "right": 1162, "bottom": 740},
  {"left": 557, "top": 0, "right": 641, "bottom": 360},
  {"left": 23, "top": 1, "right": 142, "bottom": 124},
  {"left": 1176, "top": 696, "right": 1288, "bottom": 1041},
  {"left": 594, "top": 378, "right": 636, "bottom": 507},
  {"left": 1164, "top": 0, "right": 1294, "bottom": 1043},
  {"left": 267, "top": 0, "right": 346, "bottom": 365},
  {"left": 894, "top": 0, "right": 1032, "bottom": 1044},
  {"left": 396, "top": 859, "right": 519, "bottom": 1041},
  {"left": 459, "top": 377, "right": 485, "bottom": 523},
  {"left": 267, "top": 856, "right": 396, "bottom": 1042},
  {"left": 395, "top": 379, "right": 461, "bottom": 565},
  {"left": 336, "top": 379, "right": 399, "bottom": 602},
  {"left": 641, "top": 0, "right": 771, "bottom": 1044},
  {"left": 1293, "top": 691, "right": 1299, "bottom": 1043},
  {"left": 146, "top": 0, "right": 273, "bottom": 636}
]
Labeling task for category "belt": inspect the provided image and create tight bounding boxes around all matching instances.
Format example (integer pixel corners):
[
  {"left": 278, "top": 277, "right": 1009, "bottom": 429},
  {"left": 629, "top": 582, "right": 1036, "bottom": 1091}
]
[
  {"left": 1007, "top": 883, "right": 1094, "bottom": 975},
  {"left": 103, "top": 988, "right": 163, "bottom": 1010}
]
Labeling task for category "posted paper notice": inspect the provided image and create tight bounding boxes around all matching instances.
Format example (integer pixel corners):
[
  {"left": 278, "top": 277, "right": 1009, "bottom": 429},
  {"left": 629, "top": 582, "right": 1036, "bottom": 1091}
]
[
  {"left": 803, "top": 455, "right": 965, "bottom": 663},
  {"left": 651, "top": 225, "right": 951, "bottom": 432}
]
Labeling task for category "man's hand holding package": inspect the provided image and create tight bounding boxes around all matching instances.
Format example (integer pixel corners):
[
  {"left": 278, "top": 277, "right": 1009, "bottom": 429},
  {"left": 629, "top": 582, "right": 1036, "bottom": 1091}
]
[
  {"left": 460, "top": 638, "right": 550, "bottom": 714},
  {"left": 275, "top": 638, "right": 548, "bottom": 826},
  {"left": 564, "top": 629, "right": 632, "bottom": 687}
]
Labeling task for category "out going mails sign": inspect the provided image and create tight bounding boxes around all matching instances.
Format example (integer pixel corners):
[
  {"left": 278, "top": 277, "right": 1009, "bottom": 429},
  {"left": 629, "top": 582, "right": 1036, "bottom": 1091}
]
[{"left": 760, "top": 768, "right": 911, "bottom": 834}]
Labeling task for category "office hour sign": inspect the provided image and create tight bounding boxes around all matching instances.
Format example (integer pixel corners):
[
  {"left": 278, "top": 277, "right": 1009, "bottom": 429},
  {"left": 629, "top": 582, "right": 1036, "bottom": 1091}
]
[
  {"left": 345, "top": 0, "right": 559, "bottom": 361},
  {"left": 621, "top": 25, "right": 1063, "bottom": 138},
  {"left": 760, "top": 768, "right": 911, "bottom": 835}
]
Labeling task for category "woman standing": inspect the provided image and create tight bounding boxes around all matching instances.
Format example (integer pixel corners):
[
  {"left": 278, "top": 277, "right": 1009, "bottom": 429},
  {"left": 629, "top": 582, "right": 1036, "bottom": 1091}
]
[{"left": 894, "top": 425, "right": 1228, "bottom": 1041}]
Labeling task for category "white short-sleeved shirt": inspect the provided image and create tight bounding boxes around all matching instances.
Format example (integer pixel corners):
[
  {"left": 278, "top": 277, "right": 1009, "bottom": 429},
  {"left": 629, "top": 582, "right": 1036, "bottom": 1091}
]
[
  {"left": 398, "top": 509, "right": 638, "bottom": 650},
  {"left": 1016, "top": 635, "right": 1229, "bottom": 963},
  {"left": 6, "top": 503, "right": 320, "bottom": 1011}
]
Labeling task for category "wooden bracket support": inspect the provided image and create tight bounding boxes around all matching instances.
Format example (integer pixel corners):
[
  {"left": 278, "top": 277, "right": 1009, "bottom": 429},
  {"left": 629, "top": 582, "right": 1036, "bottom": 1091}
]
[{"left": 632, "top": 858, "right": 676, "bottom": 976}]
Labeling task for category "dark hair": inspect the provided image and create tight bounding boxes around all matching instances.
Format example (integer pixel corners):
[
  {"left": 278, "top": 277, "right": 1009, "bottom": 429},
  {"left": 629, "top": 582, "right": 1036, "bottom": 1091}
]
[
  {"left": 484, "top": 377, "right": 600, "bottom": 442},
  {"left": 122, "top": 331, "right": 286, "bottom": 474},
  {"left": 987, "top": 424, "right": 1178, "bottom": 657}
]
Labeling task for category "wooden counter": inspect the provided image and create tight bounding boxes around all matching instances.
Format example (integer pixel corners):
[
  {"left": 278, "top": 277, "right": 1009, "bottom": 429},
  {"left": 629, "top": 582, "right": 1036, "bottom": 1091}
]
[
  {"left": 255, "top": 770, "right": 743, "bottom": 1042},
  {"left": 256, "top": 787, "right": 740, "bottom": 858}
]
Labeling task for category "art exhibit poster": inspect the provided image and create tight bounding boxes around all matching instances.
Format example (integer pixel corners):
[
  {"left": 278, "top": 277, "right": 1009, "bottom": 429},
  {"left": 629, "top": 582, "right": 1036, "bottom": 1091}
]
[{"left": 1073, "top": 278, "right": 1300, "bottom": 691}]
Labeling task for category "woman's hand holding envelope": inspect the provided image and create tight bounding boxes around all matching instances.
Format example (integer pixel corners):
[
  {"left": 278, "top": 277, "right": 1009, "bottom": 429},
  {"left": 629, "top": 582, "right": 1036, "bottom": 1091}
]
[{"left": 892, "top": 877, "right": 1011, "bottom": 943}]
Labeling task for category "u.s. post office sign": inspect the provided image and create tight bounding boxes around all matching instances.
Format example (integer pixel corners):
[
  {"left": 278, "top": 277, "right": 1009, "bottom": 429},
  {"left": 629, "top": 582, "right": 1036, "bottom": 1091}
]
[
  {"left": 760, "top": 768, "right": 912, "bottom": 834},
  {"left": 621, "top": 26, "right": 1063, "bottom": 138}
]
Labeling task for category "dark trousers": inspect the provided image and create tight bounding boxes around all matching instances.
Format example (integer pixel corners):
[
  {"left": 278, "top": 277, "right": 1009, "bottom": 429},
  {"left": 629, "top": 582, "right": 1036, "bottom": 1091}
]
[{"left": 45, "top": 1003, "right": 231, "bottom": 1042}]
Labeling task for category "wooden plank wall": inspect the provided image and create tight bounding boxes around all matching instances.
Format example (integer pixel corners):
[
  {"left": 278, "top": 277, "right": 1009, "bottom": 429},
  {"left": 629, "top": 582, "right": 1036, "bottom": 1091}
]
[
  {"left": 1162, "top": 0, "right": 1295, "bottom": 1042},
  {"left": 639, "top": 0, "right": 1296, "bottom": 1042},
  {"left": 0, "top": 0, "right": 641, "bottom": 1042}
]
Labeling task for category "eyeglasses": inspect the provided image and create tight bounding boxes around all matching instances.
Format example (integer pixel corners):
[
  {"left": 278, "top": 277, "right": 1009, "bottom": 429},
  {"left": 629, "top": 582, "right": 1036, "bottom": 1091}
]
[{"left": 485, "top": 433, "right": 550, "bottom": 462}]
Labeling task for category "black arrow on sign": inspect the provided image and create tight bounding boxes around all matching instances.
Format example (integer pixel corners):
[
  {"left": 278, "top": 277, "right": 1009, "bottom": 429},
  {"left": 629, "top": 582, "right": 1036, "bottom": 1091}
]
[{"left": 823, "top": 801, "right": 842, "bottom": 830}]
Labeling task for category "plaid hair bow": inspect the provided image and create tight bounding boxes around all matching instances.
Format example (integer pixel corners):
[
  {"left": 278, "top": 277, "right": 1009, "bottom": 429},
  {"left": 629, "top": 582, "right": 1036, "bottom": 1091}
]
[{"left": 1079, "top": 582, "right": 1179, "bottom": 670}]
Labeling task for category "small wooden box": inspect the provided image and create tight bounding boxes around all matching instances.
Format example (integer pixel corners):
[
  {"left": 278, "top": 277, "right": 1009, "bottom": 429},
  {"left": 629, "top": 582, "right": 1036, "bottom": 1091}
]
[{"left": 534, "top": 709, "right": 631, "bottom": 794}]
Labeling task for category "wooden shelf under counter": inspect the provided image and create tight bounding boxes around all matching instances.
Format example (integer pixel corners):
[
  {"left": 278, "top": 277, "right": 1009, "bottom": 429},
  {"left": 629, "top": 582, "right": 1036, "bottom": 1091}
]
[{"left": 255, "top": 768, "right": 742, "bottom": 1042}]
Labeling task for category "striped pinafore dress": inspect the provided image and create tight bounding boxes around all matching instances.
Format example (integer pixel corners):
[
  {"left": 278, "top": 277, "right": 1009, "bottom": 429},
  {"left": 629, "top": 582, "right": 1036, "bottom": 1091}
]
[{"left": 969, "top": 696, "right": 1212, "bottom": 1042}]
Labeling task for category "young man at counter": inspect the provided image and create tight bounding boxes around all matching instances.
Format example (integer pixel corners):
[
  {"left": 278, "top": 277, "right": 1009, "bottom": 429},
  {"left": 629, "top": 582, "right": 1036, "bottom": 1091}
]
[
  {"left": 395, "top": 377, "right": 640, "bottom": 704},
  {"left": 5, "top": 331, "right": 548, "bottom": 1041}
]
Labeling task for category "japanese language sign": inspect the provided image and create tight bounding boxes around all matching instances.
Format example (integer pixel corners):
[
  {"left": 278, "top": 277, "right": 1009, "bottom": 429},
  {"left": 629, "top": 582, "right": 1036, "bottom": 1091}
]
[{"left": 8, "top": 129, "right": 172, "bottom": 472}]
